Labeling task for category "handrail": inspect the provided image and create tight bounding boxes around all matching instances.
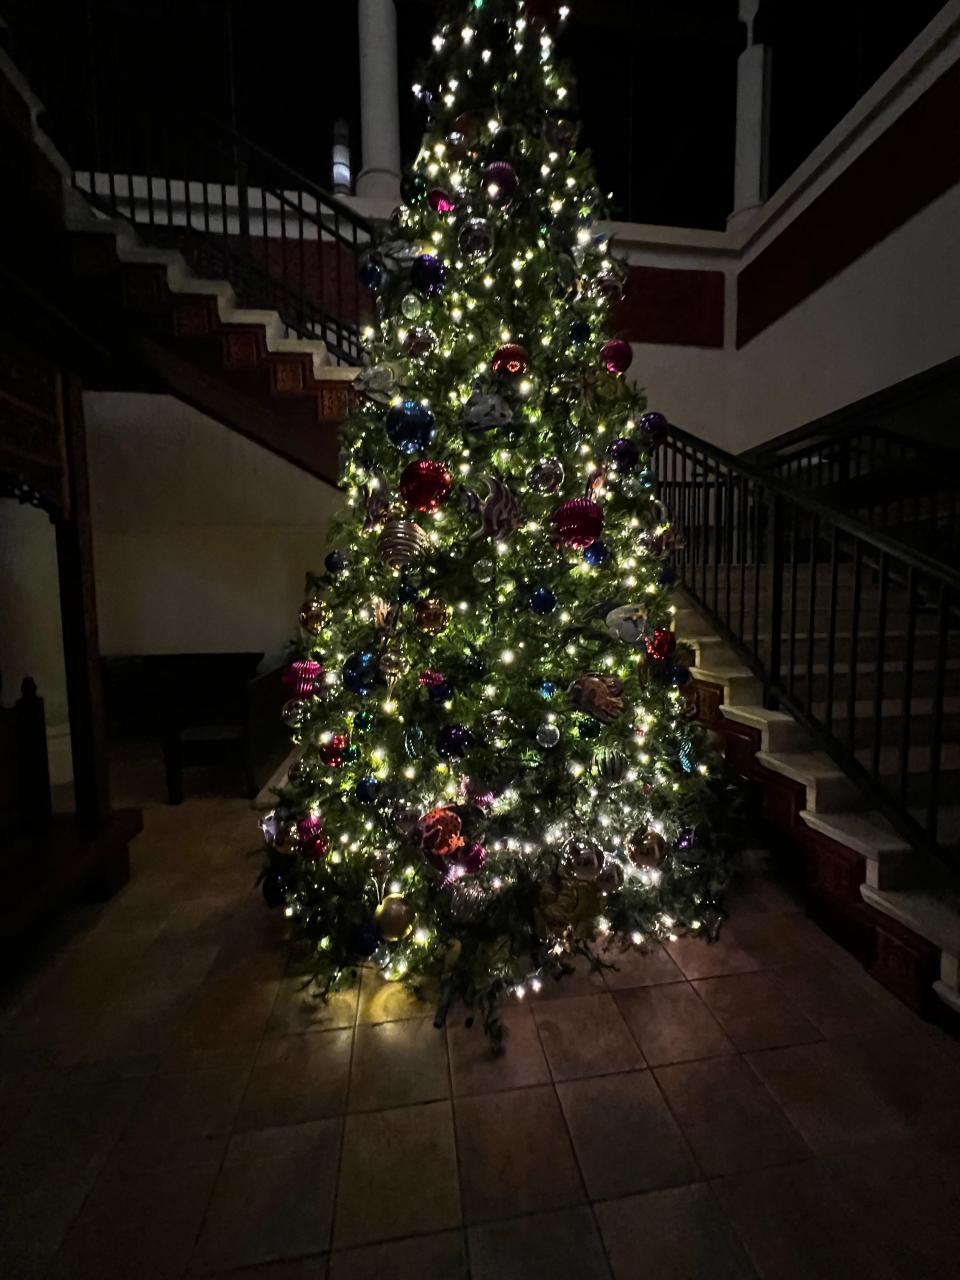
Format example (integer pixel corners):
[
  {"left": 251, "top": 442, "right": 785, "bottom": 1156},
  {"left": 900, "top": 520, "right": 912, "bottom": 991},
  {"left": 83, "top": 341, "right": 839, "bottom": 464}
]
[{"left": 656, "top": 421, "right": 960, "bottom": 875}]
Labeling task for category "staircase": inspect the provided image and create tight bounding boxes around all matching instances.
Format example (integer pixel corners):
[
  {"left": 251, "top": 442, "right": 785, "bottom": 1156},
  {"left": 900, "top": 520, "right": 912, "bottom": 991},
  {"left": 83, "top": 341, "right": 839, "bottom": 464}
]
[{"left": 657, "top": 425, "right": 960, "bottom": 1023}]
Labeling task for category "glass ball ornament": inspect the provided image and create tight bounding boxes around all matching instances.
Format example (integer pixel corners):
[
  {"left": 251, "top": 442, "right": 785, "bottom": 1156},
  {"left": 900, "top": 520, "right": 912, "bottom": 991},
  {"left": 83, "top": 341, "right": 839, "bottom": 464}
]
[
  {"left": 282, "top": 659, "right": 323, "bottom": 697},
  {"left": 414, "top": 598, "right": 451, "bottom": 635},
  {"left": 644, "top": 628, "right": 677, "bottom": 661},
  {"left": 378, "top": 649, "right": 407, "bottom": 686},
  {"left": 353, "top": 708, "right": 375, "bottom": 735},
  {"left": 298, "top": 596, "right": 330, "bottom": 635},
  {"left": 536, "top": 721, "right": 560, "bottom": 748},
  {"left": 638, "top": 468, "right": 656, "bottom": 489},
  {"left": 428, "top": 679, "right": 454, "bottom": 704},
  {"left": 605, "top": 437, "right": 640, "bottom": 473},
  {"left": 528, "top": 586, "right": 557, "bottom": 615},
  {"left": 584, "top": 540, "right": 610, "bottom": 567},
  {"left": 399, "top": 459, "right": 452, "bottom": 513},
  {"left": 427, "top": 188, "right": 456, "bottom": 213},
  {"left": 404, "top": 326, "right": 437, "bottom": 357},
  {"left": 658, "top": 565, "right": 678, "bottom": 587},
  {"left": 595, "top": 748, "right": 628, "bottom": 784},
  {"left": 569, "top": 318, "right": 591, "bottom": 345},
  {"left": 286, "top": 756, "right": 317, "bottom": 786},
  {"left": 576, "top": 715, "right": 602, "bottom": 741},
  {"left": 564, "top": 836, "right": 604, "bottom": 881},
  {"left": 325, "top": 550, "right": 347, "bottom": 577},
  {"left": 342, "top": 650, "right": 378, "bottom": 696},
  {"left": 393, "top": 800, "right": 420, "bottom": 837},
  {"left": 261, "top": 870, "right": 289, "bottom": 909},
  {"left": 411, "top": 254, "right": 446, "bottom": 298},
  {"left": 473, "top": 558, "right": 495, "bottom": 584},
  {"left": 482, "top": 160, "right": 519, "bottom": 207},
  {"left": 400, "top": 292, "right": 423, "bottom": 320},
  {"left": 638, "top": 411, "right": 668, "bottom": 447},
  {"left": 545, "top": 113, "right": 579, "bottom": 149},
  {"left": 551, "top": 497, "right": 604, "bottom": 549},
  {"left": 358, "top": 259, "right": 383, "bottom": 290},
  {"left": 601, "top": 338, "right": 633, "bottom": 375},
  {"left": 596, "top": 271, "right": 624, "bottom": 303},
  {"left": 385, "top": 400, "right": 435, "bottom": 454},
  {"left": 375, "top": 894, "right": 414, "bottom": 942},
  {"left": 436, "top": 723, "right": 473, "bottom": 759},
  {"left": 459, "top": 842, "right": 487, "bottom": 875},
  {"left": 417, "top": 804, "right": 465, "bottom": 857},
  {"left": 527, "top": 457, "right": 564, "bottom": 495},
  {"left": 319, "top": 733, "right": 349, "bottom": 768},
  {"left": 491, "top": 342, "right": 529, "bottom": 377},
  {"left": 355, "top": 776, "right": 379, "bottom": 805},
  {"left": 378, "top": 520, "right": 429, "bottom": 570},
  {"left": 597, "top": 860, "right": 625, "bottom": 894},
  {"left": 303, "top": 832, "right": 330, "bottom": 861},
  {"left": 458, "top": 217, "right": 493, "bottom": 259},
  {"left": 281, "top": 698, "right": 308, "bottom": 729},
  {"left": 537, "top": 679, "right": 558, "bottom": 699},
  {"left": 400, "top": 171, "right": 427, "bottom": 205},
  {"left": 450, "top": 111, "right": 482, "bottom": 149},
  {"left": 349, "top": 920, "right": 381, "bottom": 957}
]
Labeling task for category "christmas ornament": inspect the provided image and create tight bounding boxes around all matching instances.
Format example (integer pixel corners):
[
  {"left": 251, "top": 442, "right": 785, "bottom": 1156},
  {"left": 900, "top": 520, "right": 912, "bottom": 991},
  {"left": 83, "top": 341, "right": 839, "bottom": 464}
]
[
  {"left": 324, "top": 550, "right": 346, "bottom": 576},
  {"left": 404, "top": 326, "right": 437, "bottom": 357},
  {"left": 342, "top": 650, "right": 378, "bottom": 697},
  {"left": 376, "top": 894, "right": 414, "bottom": 942},
  {"left": 303, "top": 833, "right": 330, "bottom": 861},
  {"left": 528, "top": 586, "right": 557, "bottom": 615},
  {"left": 605, "top": 604, "right": 648, "bottom": 645},
  {"left": 596, "top": 860, "right": 625, "bottom": 894},
  {"left": 576, "top": 715, "right": 602, "bottom": 740},
  {"left": 319, "top": 734, "right": 349, "bottom": 767},
  {"left": 281, "top": 699, "right": 308, "bottom": 729},
  {"left": 638, "top": 411, "right": 668, "bottom": 448},
  {"left": 644, "top": 628, "right": 677, "bottom": 661},
  {"left": 427, "top": 188, "right": 456, "bottom": 213},
  {"left": 378, "top": 520, "right": 428, "bottom": 569},
  {"left": 596, "top": 271, "right": 624, "bottom": 303},
  {"left": 545, "top": 115, "right": 579, "bottom": 150},
  {"left": 524, "top": 0, "right": 565, "bottom": 27},
  {"left": 401, "top": 293, "right": 423, "bottom": 320},
  {"left": 601, "top": 339, "right": 633, "bottom": 375},
  {"left": 358, "top": 259, "right": 383, "bottom": 290},
  {"left": 296, "top": 814, "right": 322, "bottom": 844},
  {"left": 584, "top": 541, "right": 609, "bottom": 566},
  {"left": 551, "top": 497, "right": 603, "bottom": 549},
  {"left": 527, "top": 457, "right": 564, "bottom": 495},
  {"left": 459, "top": 842, "right": 486, "bottom": 874},
  {"left": 353, "top": 709, "right": 375, "bottom": 735},
  {"left": 472, "top": 558, "right": 495, "bottom": 584},
  {"left": 282, "top": 660, "right": 323, "bottom": 697},
  {"left": 393, "top": 801, "right": 419, "bottom": 837},
  {"left": 451, "top": 111, "right": 482, "bottom": 149},
  {"left": 356, "top": 362, "right": 400, "bottom": 404},
  {"left": 401, "top": 172, "right": 427, "bottom": 205},
  {"left": 411, "top": 254, "right": 447, "bottom": 297},
  {"left": 355, "top": 776, "right": 379, "bottom": 804},
  {"left": 379, "top": 648, "right": 406, "bottom": 690},
  {"left": 437, "top": 723, "right": 473, "bottom": 759},
  {"left": 287, "top": 757, "right": 316, "bottom": 786},
  {"left": 414, "top": 598, "right": 451, "bottom": 635},
  {"left": 458, "top": 217, "right": 494, "bottom": 259},
  {"left": 349, "top": 921, "right": 381, "bottom": 957},
  {"left": 628, "top": 830, "right": 666, "bottom": 870},
  {"left": 469, "top": 477, "right": 523, "bottom": 541},
  {"left": 605, "top": 437, "right": 640, "bottom": 472},
  {"left": 361, "top": 467, "right": 390, "bottom": 530},
  {"left": 537, "top": 679, "right": 558, "bottom": 699},
  {"left": 658, "top": 565, "right": 678, "bottom": 587},
  {"left": 595, "top": 749, "right": 628, "bottom": 783},
  {"left": 418, "top": 805, "right": 465, "bottom": 857},
  {"left": 385, "top": 400, "right": 435, "bottom": 454},
  {"left": 261, "top": 871, "right": 289, "bottom": 909},
  {"left": 564, "top": 837, "right": 604, "bottom": 881},
  {"left": 536, "top": 721, "right": 561, "bottom": 748},
  {"left": 568, "top": 673, "right": 625, "bottom": 722},
  {"left": 569, "top": 318, "right": 591, "bottom": 344},
  {"left": 298, "top": 597, "right": 330, "bottom": 635},
  {"left": 483, "top": 160, "right": 518, "bottom": 207},
  {"left": 404, "top": 724, "right": 424, "bottom": 757},
  {"left": 400, "top": 459, "right": 452, "bottom": 513},
  {"left": 491, "top": 343, "right": 529, "bottom": 377},
  {"left": 462, "top": 391, "right": 513, "bottom": 433}
]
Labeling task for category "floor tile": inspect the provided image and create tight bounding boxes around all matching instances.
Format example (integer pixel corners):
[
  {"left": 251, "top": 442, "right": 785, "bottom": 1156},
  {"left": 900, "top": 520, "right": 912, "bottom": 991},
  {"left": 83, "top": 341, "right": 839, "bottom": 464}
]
[
  {"left": 447, "top": 1007, "right": 550, "bottom": 1096},
  {"left": 654, "top": 1056, "right": 809, "bottom": 1176},
  {"left": 714, "top": 1160, "right": 898, "bottom": 1279},
  {"left": 236, "top": 1029, "right": 352, "bottom": 1130},
  {"left": 349, "top": 1017, "right": 449, "bottom": 1111},
  {"left": 455, "top": 1086, "right": 583, "bottom": 1223},
  {"left": 830, "top": 1028, "right": 960, "bottom": 1138},
  {"left": 469, "top": 1205, "right": 611, "bottom": 1280},
  {"left": 333, "top": 1101, "right": 460, "bottom": 1248},
  {"left": 195, "top": 1119, "right": 341, "bottom": 1270},
  {"left": 48, "top": 1163, "right": 219, "bottom": 1280},
  {"left": 766, "top": 959, "right": 900, "bottom": 1037},
  {"left": 615, "top": 983, "right": 734, "bottom": 1066},
  {"left": 530, "top": 954, "right": 607, "bottom": 1000},
  {"left": 173, "top": 974, "right": 281, "bottom": 1050},
  {"left": 596, "top": 1184, "right": 756, "bottom": 1280},
  {"left": 746, "top": 1041, "right": 912, "bottom": 1154},
  {"left": 328, "top": 1229, "right": 467, "bottom": 1279},
  {"left": 533, "top": 994, "right": 645, "bottom": 1081},
  {"left": 105, "top": 1065, "right": 249, "bottom": 1175},
  {"left": 558, "top": 1071, "right": 698, "bottom": 1200},
  {"left": 202, "top": 1261, "right": 325, "bottom": 1280},
  {"left": 0, "top": 1170, "right": 92, "bottom": 1280},
  {"left": 266, "top": 976, "right": 359, "bottom": 1037},
  {"left": 691, "top": 973, "right": 821, "bottom": 1052},
  {"left": 356, "top": 968, "right": 437, "bottom": 1024},
  {"left": 600, "top": 942, "right": 685, "bottom": 990},
  {"left": 664, "top": 931, "right": 759, "bottom": 980}
]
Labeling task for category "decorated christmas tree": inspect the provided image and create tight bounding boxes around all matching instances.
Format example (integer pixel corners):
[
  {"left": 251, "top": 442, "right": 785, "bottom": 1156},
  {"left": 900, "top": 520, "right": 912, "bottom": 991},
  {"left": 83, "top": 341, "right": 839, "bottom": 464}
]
[{"left": 260, "top": 0, "right": 731, "bottom": 1043}]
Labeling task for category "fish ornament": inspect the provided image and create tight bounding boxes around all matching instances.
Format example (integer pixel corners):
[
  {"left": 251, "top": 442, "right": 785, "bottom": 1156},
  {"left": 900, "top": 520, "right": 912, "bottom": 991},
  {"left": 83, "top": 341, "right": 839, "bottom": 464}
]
[
  {"left": 361, "top": 467, "right": 391, "bottom": 530},
  {"left": 467, "top": 476, "right": 523, "bottom": 542}
]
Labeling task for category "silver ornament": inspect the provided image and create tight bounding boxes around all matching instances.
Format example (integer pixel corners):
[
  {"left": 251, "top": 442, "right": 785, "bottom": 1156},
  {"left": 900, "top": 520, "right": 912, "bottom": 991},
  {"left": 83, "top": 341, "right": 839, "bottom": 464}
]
[
  {"left": 378, "top": 519, "right": 428, "bottom": 569},
  {"left": 462, "top": 391, "right": 513, "bottom": 434},
  {"left": 472, "top": 558, "right": 495, "bottom": 584},
  {"left": 355, "top": 362, "right": 401, "bottom": 404},
  {"left": 527, "top": 457, "right": 564, "bottom": 495},
  {"left": 605, "top": 603, "right": 648, "bottom": 646},
  {"left": 401, "top": 293, "right": 423, "bottom": 320},
  {"left": 596, "top": 860, "right": 625, "bottom": 894},
  {"left": 564, "top": 837, "right": 604, "bottom": 882},
  {"left": 298, "top": 597, "right": 330, "bottom": 635},
  {"left": 595, "top": 748, "right": 628, "bottom": 783},
  {"left": 536, "top": 721, "right": 561, "bottom": 749},
  {"left": 281, "top": 699, "right": 307, "bottom": 729}
]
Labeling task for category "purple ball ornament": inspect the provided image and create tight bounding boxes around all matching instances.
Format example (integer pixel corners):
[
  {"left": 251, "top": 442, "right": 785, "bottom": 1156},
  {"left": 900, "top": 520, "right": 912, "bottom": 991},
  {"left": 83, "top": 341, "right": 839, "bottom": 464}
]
[
  {"left": 459, "top": 842, "right": 487, "bottom": 875},
  {"left": 601, "top": 339, "right": 633, "bottom": 375},
  {"left": 437, "top": 724, "right": 474, "bottom": 760},
  {"left": 427, "top": 189, "right": 456, "bottom": 214},
  {"left": 638, "top": 411, "right": 668, "bottom": 448},
  {"left": 411, "top": 254, "right": 447, "bottom": 297},
  {"left": 483, "top": 161, "right": 519, "bottom": 208},
  {"left": 605, "top": 437, "right": 640, "bottom": 473}
]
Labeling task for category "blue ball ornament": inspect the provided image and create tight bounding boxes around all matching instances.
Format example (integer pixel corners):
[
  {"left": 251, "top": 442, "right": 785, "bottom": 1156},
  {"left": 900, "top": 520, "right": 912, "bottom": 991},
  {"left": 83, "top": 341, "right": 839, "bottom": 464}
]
[
  {"left": 325, "top": 550, "right": 346, "bottom": 575},
  {"left": 528, "top": 586, "right": 557, "bottom": 615},
  {"left": 355, "top": 776, "right": 379, "bottom": 804},
  {"left": 411, "top": 254, "right": 446, "bottom": 297},
  {"left": 385, "top": 401, "right": 435, "bottom": 454},
  {"left": 429, "top": 680, "right": 454, "bottom": 703},
  {"left": 398, "top": 580, "right": 420, "bottom": 604},
  {"left": 638, "top": 468, "right": 656, "bottom": 489},
  {"left": 657, "top": 565, "right": 678, "bottom": 586},
  {"left": 350, "top": 921, "right": 381, "bottom": 957},
  {"left": 583, "top": 541, "right": 609, "bottom": 567},
  {"left": 537, "top": 679, "right": 558, "bottom": 699},
  {"left": 358, "top": 260, "right": 383, "bottom": 290},
  {"left": 437, "top": 724, "right": 473, "bottom": 759},
  {"left": 570, "top": 319, "right": 591, "bottom": 344},
  {"left": 342, "top": 650, "right": 378, "bottom": 696},
  {"left": 261, "top": 871, "right": 289, "bottom": 909}
]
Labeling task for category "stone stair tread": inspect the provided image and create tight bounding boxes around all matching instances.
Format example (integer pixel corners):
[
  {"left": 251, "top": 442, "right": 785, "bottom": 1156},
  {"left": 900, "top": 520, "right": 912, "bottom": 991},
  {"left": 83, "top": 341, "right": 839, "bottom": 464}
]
[
  {"left": 720, "top": 704, "right": 799, "bottom": 730},
  {"left": 800, "top": 809, "right": 912, "bottom": 857},
  {"left": 755, "top": 749, "right": 846, "bottom": 784},
  {"left": 861, "top": 883, "right": 960, "bottom": 956}
]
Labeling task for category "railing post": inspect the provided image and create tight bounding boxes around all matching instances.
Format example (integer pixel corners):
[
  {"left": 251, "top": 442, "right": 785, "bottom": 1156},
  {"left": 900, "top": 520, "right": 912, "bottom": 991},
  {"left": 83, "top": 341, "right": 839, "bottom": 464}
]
[{"left": 765, "top": 492, "right": 784, "bottom": 708}]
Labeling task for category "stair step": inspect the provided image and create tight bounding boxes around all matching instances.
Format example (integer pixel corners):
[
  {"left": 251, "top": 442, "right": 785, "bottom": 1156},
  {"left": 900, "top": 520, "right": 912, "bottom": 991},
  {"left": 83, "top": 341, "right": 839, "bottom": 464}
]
[
  {"left": 719, "top": 704, "right": 808, "bottom": 752},
  {"left": 861, "top": 884, "right": 960, "bottom": 960},
  {"left": 755, "top": 749, "right": 863, "bottom": 813}
]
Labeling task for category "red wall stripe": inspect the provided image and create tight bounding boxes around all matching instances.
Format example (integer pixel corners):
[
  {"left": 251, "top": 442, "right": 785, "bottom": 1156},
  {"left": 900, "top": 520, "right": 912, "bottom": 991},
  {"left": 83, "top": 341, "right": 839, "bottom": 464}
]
[{"left": 617, "top": 264, "right": 725, "bottom": 348}]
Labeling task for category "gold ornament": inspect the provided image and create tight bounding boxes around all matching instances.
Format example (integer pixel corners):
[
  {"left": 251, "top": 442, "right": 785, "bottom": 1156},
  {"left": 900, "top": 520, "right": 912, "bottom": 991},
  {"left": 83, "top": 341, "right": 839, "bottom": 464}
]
[
  {"left": 298, "top": 597, "right": 330, "bottom": 636},
  {"left": 376, "top": 893, "right": 414, "bottom": 942},
  {"left": 414, "top": 598, "right": 451, "bottom": 635},
  {"left": 378, "top": 647, "right": 406, "bottom": 691},
  {"left": 378, "top": 519, "right": 428, "bottom": 570},
  {"left": 627, "top": 830, "right": 666, "bottom": 870}
]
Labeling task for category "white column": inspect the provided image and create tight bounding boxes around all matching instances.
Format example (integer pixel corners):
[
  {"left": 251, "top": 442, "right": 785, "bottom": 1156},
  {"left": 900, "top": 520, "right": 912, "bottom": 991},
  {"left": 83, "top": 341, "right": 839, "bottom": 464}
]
[
  {"left": 357, "top": 0, "right": 402, "bottom": 202},
  {"left": 728, "top": 0, "right": 770, "bottom": 229}
]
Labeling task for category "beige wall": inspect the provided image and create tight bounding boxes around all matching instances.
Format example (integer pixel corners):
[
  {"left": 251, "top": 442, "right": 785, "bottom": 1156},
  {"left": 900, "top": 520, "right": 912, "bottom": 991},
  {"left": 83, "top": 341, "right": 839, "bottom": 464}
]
[{"left": 84, "top": 392, "right": 344, "bottom": 668}]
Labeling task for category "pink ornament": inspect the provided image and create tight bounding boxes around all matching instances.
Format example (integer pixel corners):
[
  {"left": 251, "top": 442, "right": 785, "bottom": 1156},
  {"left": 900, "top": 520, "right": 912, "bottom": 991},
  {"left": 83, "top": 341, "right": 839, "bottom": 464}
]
[
  {"left": 418, "top": 670, "right": 446, "bottom": 687},
  {"left": 428, "top": 188, "right": 456, "bottom": 213},
  {"left": 460, "top": 842, "right": 487, "bottom": 875},
  {"left": 303, "top": 833, "right": 330, "bottom": 860},
  {"left": 551, "top": 497, "right": 604, "bottom": 550},
  {"left": 297, "top": 814, "right": 323, "bottom": 842},
  {"left": 601, "top": 338, "right": 633, "bottom": 375},
  {"left": 283, "top": 660, "right": 323, "bottom": 697}
]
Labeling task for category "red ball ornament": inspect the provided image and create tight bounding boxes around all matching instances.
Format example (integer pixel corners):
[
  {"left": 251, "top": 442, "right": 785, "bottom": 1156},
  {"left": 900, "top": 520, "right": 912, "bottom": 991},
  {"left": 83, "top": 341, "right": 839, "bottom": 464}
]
[
  {"left": 644, "top": 629, "right": 677, "bottom": 661},
  {"left": 399, "top": 459, "right": 453, "bottom": 513},
  {"left": 491, "top": 343, "right": 529, "bottom": 377},
  {"left": 304, "top": 833, "right": 330, "bottom": 861},
  {"left": 551, "top": 497, "right": 604, "bottom": 550},
  {"left": 601, "top": 339, "right": 633, "bottom": 375},
  {"left": 524, "top": 0, "right": 566, "bottom": 27},
  {"left": 319, "top": 733, "right": 349, "bottom": 767}
]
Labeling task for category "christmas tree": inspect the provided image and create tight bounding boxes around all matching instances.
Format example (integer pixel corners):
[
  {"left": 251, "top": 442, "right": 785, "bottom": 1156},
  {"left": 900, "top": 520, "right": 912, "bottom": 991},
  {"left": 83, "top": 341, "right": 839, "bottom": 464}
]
[{"left": 260, "top": 0, "right": 730, "bottom": 1044}]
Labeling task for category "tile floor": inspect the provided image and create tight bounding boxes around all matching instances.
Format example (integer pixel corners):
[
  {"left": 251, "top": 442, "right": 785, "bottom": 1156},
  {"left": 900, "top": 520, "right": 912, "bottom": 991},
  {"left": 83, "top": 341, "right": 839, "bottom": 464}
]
[{"left": 2, "top": 794, "right": 960, "bottom": 1279}]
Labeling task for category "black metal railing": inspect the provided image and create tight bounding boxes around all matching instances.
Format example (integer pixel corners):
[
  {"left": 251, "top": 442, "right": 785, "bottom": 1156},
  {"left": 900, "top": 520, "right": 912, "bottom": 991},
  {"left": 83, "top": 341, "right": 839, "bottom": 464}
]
[
  {"left": 656, "top": 422, "right": 960, "bottom": 873},
  {"left": 71, "top": 90, "right": 375, "bottom": 364}
]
